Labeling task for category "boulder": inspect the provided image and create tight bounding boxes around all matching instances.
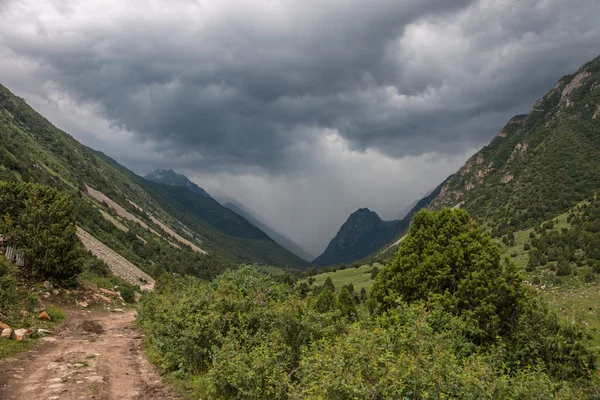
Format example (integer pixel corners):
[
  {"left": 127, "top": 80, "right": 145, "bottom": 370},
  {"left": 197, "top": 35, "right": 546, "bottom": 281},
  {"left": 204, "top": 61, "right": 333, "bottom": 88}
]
[
  {"left": 99, "top": 288, "right": 117, "bottom": 296},
  {"left": 43, "top": 281, "right": 53, "bottom": 290},
  {"left": 14, "top": 328, "right": 30, "bottom": 342},
  {"left": 52, "top": 289, "right": 59, "bottom": 295},
  {"left": 38, "top": 311, "right": 51, "bottom": 321},
  {"left": 78, "top": 301, "right": 88, "bottom": 308},
  {"left": 1, "top": 328, "right": 12, "bottom": 339},
  {"left": 93, "top": 294, "right": 111, "bottom": 303},
  {"left": 37, "top": 328, "right": 52, "bottom": 335},
  {"left": 0, "top": 321, "right": 10, "bottom": 330}
]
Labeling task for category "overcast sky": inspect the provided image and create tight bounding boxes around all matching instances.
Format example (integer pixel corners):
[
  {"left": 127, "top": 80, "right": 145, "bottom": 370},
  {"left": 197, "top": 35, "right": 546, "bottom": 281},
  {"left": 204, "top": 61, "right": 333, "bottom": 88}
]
[{"left": 1, "top": 0, "right": 599, "bottom": 256}]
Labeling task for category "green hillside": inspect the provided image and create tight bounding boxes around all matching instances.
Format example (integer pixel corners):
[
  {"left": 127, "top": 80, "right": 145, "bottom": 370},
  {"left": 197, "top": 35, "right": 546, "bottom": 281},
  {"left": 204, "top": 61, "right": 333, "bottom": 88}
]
[
  {"left": 0, "top": 83, "right": 308, "bottom": 274},
  {"left": 429, "top": 55, "right": 600, "bottom": 235}
]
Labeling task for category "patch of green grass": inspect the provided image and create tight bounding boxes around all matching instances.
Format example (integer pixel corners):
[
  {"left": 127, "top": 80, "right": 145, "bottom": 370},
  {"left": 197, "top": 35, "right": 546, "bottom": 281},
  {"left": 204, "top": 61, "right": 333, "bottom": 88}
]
[
  {"left": 46, "top": 305, "right": 65, "bottom": 322},
  {"left": 303, "top": 264, "right": 377, "bottom": 292},
  {"left": 540, "top": 283, "right": 600, "bottom": 349},
  {"left": 254, "top": 264, "right": 289, "bottom": 276},
  {"left": 0, "top": 338, "right": 37, "bottom": 359}
]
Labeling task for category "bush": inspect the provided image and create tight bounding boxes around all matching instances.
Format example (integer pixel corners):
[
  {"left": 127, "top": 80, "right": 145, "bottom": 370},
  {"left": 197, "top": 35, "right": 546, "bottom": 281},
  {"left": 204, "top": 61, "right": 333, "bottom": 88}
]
[
  {"left": 323, "top": 277, "right": 335, "bottom": 292},
  {"left": 584, "top": 271, "right": 595, "bottom": 283},
  {"left": 137, "top": 265, "right": 596, "bottom": 399},
  {"left": 119, "top": 286, "right": 136, "bottom": 304},
  {"left": 84, "top": 257, "right": 111, "bottom": 277},
  {"left": 370, "top": 266, "right": 379, "bottom": 280},
  {"left": 556, "top": 258, "right": 572, "bottom": 276},
  {"left": 370, "top": 209, "right": 525, "bottom": 343},
  {"left": 0, "top": 182, "right": 82, "bottom": 281}
]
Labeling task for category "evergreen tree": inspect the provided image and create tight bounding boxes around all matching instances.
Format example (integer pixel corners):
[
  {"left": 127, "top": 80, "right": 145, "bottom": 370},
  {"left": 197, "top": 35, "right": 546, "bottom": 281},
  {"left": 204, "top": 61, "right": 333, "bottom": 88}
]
[
  {"left": 370, "top": 208, "right": 525, "bottom": 343},
  {"left": 323, "top": 276, "right": 335, "bottom": 292},
  {"left": 0, "top": 182, "right": 82, "bottom": 281},
  {"left": 338, "top": 286, "right": 358, "bottom": 321}
]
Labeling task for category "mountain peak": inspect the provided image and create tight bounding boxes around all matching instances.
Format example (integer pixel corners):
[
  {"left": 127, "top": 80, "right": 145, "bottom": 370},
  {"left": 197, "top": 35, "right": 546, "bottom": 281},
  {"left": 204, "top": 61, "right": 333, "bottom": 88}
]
[
  {"left": 145, "top": 169, "right": 211, "bottom": 198},
  {"left": 313, "top": 208, "right": 400, "bottom": 266}
]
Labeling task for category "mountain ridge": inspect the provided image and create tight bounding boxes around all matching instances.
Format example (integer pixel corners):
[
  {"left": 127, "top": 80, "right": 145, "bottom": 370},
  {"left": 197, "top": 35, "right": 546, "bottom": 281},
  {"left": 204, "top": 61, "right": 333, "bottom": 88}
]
[{"left": 145, "top": 169, "right": 212, "bottom": 198}]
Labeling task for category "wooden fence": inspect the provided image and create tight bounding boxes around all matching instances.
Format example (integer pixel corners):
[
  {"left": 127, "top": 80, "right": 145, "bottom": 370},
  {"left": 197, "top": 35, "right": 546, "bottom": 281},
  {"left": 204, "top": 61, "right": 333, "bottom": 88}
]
[{"left": 0, "top": 236, "right": 25, "bottom": 266}]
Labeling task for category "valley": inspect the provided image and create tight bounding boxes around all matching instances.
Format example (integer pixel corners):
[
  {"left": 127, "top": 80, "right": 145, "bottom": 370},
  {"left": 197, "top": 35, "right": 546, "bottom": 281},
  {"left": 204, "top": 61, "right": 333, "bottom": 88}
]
[{"left": 0, "top": 45, "right": 599, "bottom": 399}]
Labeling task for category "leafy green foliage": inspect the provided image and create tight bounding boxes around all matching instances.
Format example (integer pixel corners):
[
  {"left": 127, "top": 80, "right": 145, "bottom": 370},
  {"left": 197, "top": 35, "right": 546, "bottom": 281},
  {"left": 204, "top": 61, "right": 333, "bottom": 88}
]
[
  {"left": 370, "top": 208, "right": 524, "bottom": 343},
  {"left": 0, "top": 182, "right": 82, "bottom": 281},
  {"left": 119, "top": 286, "right": 136, "bottom": 304},
  {"left": 138, "top": 264, "right": 597, "bottom": 399},
  {"left": 337, "top": 286, "right": 357, "bottom": 321}
]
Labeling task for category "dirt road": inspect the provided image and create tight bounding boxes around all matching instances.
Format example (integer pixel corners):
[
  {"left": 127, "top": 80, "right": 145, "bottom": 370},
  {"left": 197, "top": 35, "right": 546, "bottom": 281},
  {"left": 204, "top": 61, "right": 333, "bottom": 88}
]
[{"left": 0, "top": 309, "right": 178, "bottom": 400}]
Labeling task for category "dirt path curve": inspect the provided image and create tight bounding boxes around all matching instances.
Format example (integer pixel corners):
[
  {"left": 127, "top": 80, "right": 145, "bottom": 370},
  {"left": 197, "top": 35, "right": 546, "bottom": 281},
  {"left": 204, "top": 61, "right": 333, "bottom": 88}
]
[{"left": 0, "top": 309, "right": 179, "bottom": 400}]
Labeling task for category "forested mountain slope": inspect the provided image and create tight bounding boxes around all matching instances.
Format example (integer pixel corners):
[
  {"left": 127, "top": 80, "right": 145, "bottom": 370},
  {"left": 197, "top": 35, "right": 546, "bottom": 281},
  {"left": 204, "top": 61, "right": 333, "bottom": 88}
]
[
  {"left": 146, "top": 168, "right": 314, "bottom": 262},
  {"left": 428, "top": 55, "right": 600, "bottom": 236},
  {"left": 0, "top": 84, "right": 309, "bottom": 274}
]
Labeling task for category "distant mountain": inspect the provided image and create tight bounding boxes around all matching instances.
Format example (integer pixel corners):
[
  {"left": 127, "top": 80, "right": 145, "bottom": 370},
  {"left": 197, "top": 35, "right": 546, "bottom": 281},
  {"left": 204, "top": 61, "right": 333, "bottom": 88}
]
[
  {"left": 145, "top": 169, "right": 211, "bottom": 198},
  {"left": 314, "top": 181, "right": 446, "bottom": 266},
  {"left": 317, "top": 54, "right": 600, "bottom": 266},
  {"left": 223, "top": 201, "right": 315, "bottom": 262},
  {"left": 313, "top": 209, "right": 402, "bottom": 266},
  {"left": 394, "top": 198, "right": 420, "bottom": 220}
]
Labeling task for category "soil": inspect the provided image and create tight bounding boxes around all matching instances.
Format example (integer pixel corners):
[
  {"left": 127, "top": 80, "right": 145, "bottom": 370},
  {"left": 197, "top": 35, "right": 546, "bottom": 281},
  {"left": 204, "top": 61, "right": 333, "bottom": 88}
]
[{"left": 0, "top": 309, "right": 179, "bottom": 399}]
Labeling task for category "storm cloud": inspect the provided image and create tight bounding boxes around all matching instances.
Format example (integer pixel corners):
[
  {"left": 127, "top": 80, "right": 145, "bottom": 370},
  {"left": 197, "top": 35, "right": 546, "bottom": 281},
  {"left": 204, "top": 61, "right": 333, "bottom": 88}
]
[{"left": 0, "top": 0, "right": 599, "bottom": 254}]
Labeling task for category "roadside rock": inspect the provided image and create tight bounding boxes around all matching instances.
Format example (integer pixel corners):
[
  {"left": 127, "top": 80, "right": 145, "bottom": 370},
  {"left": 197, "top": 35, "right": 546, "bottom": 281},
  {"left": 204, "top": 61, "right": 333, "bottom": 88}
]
[
  {"left": 93, "top": 294, "right": 112, "bottom": 303},
  {"left": 0, "top": 321, "right": 9, "bottom": 330},
  {"left": 100, "top": 288, "right": 118, "bottom": 296},
  {"left": 43, "top": 281, "right": 54, "bottom": 290},
  {"left": 39, "top": 311, "right": 51, "bottom": 321},
  {"left": 1, "top": 328, "right": 12, "bottom": 339},
  {"left": 14, "top": 328, "right": 32, "bottom": 342},
  {"left": 38, "top": 328, "right": 52, "bottom": 335}
]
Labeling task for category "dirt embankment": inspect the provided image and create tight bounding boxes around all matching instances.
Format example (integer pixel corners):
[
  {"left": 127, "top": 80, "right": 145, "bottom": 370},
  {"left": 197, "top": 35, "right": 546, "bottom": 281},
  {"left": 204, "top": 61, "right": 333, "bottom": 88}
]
[{"left": 76, "top": 227, "right": 155, "bottom": 291}]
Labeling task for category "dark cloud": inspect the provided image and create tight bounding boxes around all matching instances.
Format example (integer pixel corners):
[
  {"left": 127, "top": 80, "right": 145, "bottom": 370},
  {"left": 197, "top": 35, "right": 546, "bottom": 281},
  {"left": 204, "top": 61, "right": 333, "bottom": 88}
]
[{"left": 0, "top": 0, "right": 599, "bottom": 253}]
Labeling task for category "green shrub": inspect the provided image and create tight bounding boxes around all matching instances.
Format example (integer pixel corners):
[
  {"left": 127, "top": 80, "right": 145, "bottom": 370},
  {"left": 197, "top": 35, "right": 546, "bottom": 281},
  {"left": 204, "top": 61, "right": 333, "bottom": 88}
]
[
  {"left": 370, "top": 208, "right": 524, "bottom": 343},
  {"left": 119, "top": 286, "right": 136, "bottom": 304},
  {"left": 0, "top": 182, "right": 82, "bottom": 281},
  {"left": 84, "top": 257, "right": 111, "bottom": 276},
  {"left": 556, "top": 258, "right": 572, "bottom": 276},
  {"left": 370, "top": 266, "right": 379, "bottom": 280}
]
